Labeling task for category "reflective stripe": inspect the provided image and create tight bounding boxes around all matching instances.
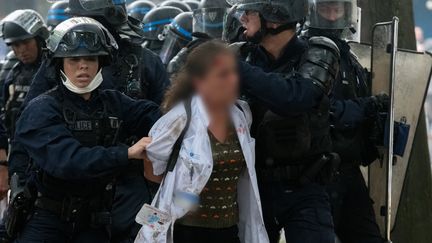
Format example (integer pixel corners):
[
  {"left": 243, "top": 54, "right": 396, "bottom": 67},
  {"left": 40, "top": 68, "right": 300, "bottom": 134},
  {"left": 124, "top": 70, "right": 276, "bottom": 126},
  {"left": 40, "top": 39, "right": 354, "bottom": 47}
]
[
  {"left": 48, "top": 15, "right": 69, "bottom": 21},
  {"left": 112, "top": 0, "right": 126, "bottom": 5},
  {"left": 142, "top": 19, "right": 173, "bottom": 32},
  {"left": 128, "top": 7, "right": 151, "bottom": 14},
  {"left": 172, "top": 21, "right": 192, "bottom": 39},
  {"left": 48, "top": 9, "right": 66, "bottom": 14}
]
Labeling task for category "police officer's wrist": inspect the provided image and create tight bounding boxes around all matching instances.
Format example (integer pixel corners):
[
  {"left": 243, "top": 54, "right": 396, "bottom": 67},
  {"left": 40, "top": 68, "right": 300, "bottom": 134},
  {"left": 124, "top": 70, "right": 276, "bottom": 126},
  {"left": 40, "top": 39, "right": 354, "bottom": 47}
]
[{"left": 0, "top": 160, "right": 8, "bottom": 167}]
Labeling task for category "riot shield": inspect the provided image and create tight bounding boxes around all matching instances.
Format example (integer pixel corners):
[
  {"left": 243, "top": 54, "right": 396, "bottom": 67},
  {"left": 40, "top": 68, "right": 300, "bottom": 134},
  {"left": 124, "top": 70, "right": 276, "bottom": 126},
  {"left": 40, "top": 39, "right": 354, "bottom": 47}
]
[{"left": 349, "top": 19, "right": 432, "bottom": 240}]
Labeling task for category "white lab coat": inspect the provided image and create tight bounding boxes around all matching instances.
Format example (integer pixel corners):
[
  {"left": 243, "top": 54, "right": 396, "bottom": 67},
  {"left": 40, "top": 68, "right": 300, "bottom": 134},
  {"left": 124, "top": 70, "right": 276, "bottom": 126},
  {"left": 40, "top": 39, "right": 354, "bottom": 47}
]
[{"left": 134, "top": 96, "right": 269, "bottom": 243}]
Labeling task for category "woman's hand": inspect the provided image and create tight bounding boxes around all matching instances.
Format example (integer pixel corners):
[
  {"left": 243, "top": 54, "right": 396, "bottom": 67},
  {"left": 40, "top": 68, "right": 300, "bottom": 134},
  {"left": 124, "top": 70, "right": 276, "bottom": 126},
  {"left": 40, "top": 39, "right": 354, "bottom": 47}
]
[{"left": 128, "top": 137, "right": 152, "bottom": 160}]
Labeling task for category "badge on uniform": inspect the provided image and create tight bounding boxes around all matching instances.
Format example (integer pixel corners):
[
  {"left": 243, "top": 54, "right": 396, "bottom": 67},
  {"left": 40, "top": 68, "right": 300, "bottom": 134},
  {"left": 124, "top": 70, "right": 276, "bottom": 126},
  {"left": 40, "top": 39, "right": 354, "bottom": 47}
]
[{"left": 136, "top": 204, "right": 171, "bottom": 232}]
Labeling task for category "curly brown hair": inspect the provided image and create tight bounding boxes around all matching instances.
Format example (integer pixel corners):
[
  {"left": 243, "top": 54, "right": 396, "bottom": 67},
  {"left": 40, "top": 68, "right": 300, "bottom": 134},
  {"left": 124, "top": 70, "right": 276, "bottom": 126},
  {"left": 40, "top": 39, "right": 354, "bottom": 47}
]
[{"left": 161, "top": 40, "right": 235, "bottom": 113}]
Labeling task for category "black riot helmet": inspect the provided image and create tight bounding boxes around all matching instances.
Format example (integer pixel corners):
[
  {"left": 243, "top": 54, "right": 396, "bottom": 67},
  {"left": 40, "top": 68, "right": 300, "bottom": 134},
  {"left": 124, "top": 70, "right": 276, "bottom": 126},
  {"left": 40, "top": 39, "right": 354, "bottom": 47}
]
[
  {"left": 127, "top": 0, "right": 156, "bottom": 21},
  {"left": 0, "top": 9, "right": 49, "bottom": 45},
  {"left": 67, "top": 0, "right": 129, "bottom": 26},
  {"left": 47, "top": 17, "right": 118, "bottom": 65},
  {"left": 227, "top": 0, "right": 308, "bottom": 24},
  {"left": 183, "top": 0, "right": 200, "bottom": 11},
  {"left": 160, "top": 0, "right": 192, "bottom": 12},
  {"left": 142, "top": 6, "right": 183, "bottom": 41},
  {"left": 47, "top": 1, "right": 71, "bottom": 32},
  {"left": 193, "top": 0, "right": 230, "bottom": 39},
  {"left": 307, "top": 0, "right": 357, "bottom": 32},
  {"left": 159, "top": 12, "right": 193, "bottom": 64}
]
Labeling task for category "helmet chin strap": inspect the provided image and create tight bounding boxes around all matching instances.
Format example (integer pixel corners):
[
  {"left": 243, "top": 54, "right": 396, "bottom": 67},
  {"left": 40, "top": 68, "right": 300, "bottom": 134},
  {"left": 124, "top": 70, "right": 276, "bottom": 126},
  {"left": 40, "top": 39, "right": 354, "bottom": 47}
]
[
  {"left": 246, "top": 15, "right": 296, "bottom": 44},
  {"left": 61, "top": 68, "right": 104, "bottom": 94}
]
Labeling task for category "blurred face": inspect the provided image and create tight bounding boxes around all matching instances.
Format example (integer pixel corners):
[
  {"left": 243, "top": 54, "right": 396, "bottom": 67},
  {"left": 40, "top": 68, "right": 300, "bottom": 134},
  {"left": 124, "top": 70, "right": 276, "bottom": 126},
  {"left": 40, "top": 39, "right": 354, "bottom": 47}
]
[
  {"left": 239, "top": 10, "right": 261, "bottom": 38},
  {"left": 194, "top": 52, "right": 239, "bottom": 108},
  {"left": 10, "top": 38, "right": 39, "bottom": 64},
  {"left": 63, "top": 56, "right": 99, "bottom": 88},
  {"left": 317, "top": 2, "right": 346, "bottom": 22}
]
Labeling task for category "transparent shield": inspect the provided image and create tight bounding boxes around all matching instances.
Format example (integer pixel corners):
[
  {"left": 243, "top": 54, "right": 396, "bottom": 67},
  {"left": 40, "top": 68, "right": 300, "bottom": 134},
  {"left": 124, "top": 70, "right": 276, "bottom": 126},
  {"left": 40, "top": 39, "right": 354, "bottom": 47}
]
[
  {"left": 368, "top": 22, "right": 396, "bottom": 241},
  {"left": 359, "top": 18, "right": 432, "bottom": 239},
  {"left": 193, "top": 8, "right": 227, "bottom": 38}
]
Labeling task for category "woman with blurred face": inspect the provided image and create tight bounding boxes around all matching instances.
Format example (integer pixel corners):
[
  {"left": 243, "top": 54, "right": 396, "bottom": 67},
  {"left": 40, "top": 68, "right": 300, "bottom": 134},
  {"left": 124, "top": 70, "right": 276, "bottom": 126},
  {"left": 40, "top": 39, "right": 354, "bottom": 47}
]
[{"left": 136, "top": 40, "right": 269, "bottom": 243}]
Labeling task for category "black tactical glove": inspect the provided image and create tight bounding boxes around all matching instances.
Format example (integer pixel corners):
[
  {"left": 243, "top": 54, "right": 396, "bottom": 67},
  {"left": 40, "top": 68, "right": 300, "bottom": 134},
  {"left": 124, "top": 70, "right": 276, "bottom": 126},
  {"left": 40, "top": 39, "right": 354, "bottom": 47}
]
[
  {"left": 298, "top": 36, "right": 341, "bottom": 94},
  {"left": 366, "top": 93, "right": 390, "bottom": 146}
]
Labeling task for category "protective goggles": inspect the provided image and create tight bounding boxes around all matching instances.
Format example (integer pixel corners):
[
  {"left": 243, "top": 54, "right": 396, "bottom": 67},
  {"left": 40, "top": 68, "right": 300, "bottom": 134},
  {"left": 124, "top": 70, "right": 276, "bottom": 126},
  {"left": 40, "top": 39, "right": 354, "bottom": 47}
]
[{"left": 59, "top": 31, "right": 103, "bottom": 52}]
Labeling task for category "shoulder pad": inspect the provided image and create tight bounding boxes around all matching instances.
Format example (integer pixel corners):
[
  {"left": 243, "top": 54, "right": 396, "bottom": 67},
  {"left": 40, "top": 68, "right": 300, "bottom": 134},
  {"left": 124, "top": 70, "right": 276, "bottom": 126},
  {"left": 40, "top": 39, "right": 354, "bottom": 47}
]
[{"left": 308, "top": 36, "right": 340, "bottom": 55}]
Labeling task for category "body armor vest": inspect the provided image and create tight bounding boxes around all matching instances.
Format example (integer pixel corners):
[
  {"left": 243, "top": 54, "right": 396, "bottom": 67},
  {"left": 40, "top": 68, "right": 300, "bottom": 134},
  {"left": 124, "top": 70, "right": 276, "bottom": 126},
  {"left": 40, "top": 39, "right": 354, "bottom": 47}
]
[
  {"left": 5, "top": 62, "right": 39, "bottom": 138},
  {"left": 110, "top": 41, "right": 148, "bottom": 100},
  {"left": 242, "top": 43, "right": 332, "bottom": 168},
  {"left": 41, "top": 87, "right": 122, "bottom": 198}
]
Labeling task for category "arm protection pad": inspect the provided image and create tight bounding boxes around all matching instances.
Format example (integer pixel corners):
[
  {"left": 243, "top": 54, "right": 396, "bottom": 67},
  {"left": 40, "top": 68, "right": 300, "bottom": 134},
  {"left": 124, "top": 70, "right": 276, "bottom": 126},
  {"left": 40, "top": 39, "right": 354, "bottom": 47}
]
[{"left": 298, "top": 36, "right": 340, "bottom": 94}]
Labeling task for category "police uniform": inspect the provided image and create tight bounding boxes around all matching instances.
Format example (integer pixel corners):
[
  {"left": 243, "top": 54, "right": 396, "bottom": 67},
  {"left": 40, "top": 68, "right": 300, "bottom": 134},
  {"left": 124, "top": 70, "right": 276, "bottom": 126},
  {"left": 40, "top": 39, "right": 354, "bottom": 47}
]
[
  {"left": 239, "top": 36, "right": 337, "bottom": 243},
  {"left": 16, "top": 2, "right": 169, "bottom": 242},
  {"left": 11, "top": 17, "right": 161, "bottom": 243},
  {"left": 227, "top": 0, "right": 341, "bottom": 242},
  {"left": 14, "top": 86, "right": 160, "bottom": 243},
  {"left": 305, "top": 0, "right": 384, "bottom": 242}
]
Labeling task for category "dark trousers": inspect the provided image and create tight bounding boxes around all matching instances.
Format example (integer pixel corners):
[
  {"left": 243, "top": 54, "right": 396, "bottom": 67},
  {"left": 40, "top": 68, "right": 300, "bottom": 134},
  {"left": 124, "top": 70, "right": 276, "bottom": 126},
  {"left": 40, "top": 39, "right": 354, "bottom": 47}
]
[
  {"left": 14, "top": 209, "right": 109, "bottom": 243},
  {"left": 174, "top": 224, "right": 240, "bottom": 243},
  {"left": 326, "top": 164, "right": 384, "bottom": 243},
  {"left": 259, "top": 181, "right": 335, "bottom": 243},
  {"left": 111, "top": 176, "right": 152, "bottom": 243}
]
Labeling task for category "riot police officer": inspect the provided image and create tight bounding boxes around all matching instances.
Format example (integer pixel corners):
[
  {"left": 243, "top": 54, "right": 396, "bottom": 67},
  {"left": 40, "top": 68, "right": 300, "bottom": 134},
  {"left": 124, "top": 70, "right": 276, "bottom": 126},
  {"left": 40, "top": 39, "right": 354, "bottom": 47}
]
[
  {"left": 142, "top": 6, "right": 184, "bottom": 54},
  {"left": 166, "top": 0, "right": 230, "bottom": 76},
  {"left": 12, "top": 17, "right": 160, "bottom": 243},
  {"left": 126, "top": 0, "right": 156, "bottom": 22},
  {"left": 228, "top": 0, "right": 341, "bottom": 242},
  {"left": 0, "top": 10, "right": 48, "bottom": 195},
  {"left": 0, "top": 9, "right": 49, "bottom": 139},
  {"left": 305, "top": 1, "right": 385, "bottom": 242},
  {"left": 47, "top": 1, "right": 70, "bottom": 32},
  {"left": 11, "top": 1, "right": 170, "bottom": 242},
  {"left": 159, "top": 12, "right": 193, "bottom": 65}
]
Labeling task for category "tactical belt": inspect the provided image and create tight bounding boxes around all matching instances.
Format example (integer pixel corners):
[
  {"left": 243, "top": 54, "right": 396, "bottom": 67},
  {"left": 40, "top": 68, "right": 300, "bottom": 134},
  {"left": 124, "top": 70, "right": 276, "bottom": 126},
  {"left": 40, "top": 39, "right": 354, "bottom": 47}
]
[
  {"left": 35, "top": 196, "right": 111, "bottom": 228},
  {"left": 257, "top": 163, "right": 307, "bottom": 183}
]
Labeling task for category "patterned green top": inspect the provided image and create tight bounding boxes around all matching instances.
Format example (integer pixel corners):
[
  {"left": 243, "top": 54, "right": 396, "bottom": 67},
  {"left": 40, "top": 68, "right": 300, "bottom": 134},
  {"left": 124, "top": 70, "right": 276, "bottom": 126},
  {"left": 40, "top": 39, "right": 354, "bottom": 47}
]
[{"left": 177, "top": 128, "right": 246, "bottom": 229}]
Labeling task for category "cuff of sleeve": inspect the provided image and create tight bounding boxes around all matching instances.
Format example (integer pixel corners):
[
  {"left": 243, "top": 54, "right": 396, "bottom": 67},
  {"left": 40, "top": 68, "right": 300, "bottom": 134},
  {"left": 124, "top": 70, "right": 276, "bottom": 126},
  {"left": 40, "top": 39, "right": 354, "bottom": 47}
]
[{"left": 116, "top": 144, "right": 129, "bottom": 165}]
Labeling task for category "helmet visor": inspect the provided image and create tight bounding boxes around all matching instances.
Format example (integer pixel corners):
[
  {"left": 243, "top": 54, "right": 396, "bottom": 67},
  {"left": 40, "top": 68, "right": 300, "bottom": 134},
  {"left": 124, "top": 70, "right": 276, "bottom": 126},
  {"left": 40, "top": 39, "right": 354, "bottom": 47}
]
[
  {"left": 193, "top": 8, "right": 227, "bottom": 38},
  {"left": 159, "top": 29, "right": 189, "bottom": 65},
  {"left": 308, "top": 0, "right": 357, "bottom": 29}
]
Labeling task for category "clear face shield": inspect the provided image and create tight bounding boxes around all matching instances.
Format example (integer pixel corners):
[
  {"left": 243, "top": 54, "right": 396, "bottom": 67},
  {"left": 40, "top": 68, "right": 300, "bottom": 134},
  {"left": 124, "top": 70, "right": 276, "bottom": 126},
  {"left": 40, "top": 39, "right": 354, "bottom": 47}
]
[
  {"left": 159, "top": 27, "right": 190, "bottom": 65},
  {"left": 308, "top": 0, "right": 357, "bottom": 30},
  {"left": 193, "top": 8, "right": 227, "bottom": 39}
]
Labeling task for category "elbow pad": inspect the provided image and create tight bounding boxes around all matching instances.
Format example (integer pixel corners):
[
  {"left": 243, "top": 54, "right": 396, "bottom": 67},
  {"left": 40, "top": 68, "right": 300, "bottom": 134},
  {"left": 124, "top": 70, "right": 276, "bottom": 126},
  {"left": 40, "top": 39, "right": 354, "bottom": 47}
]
[{"left": 298, "top": 36, "right": 340, "bottom": 94}]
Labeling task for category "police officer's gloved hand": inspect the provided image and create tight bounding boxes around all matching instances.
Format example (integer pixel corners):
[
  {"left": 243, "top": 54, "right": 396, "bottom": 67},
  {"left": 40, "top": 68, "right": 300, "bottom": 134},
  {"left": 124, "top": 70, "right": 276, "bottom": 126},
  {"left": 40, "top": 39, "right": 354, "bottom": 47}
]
[
  {"left": 365, "top": 93, "right": 390, "bottom": 146},
  {"left": 298, "top": 36, "right": 340, "bottom": 95}
]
